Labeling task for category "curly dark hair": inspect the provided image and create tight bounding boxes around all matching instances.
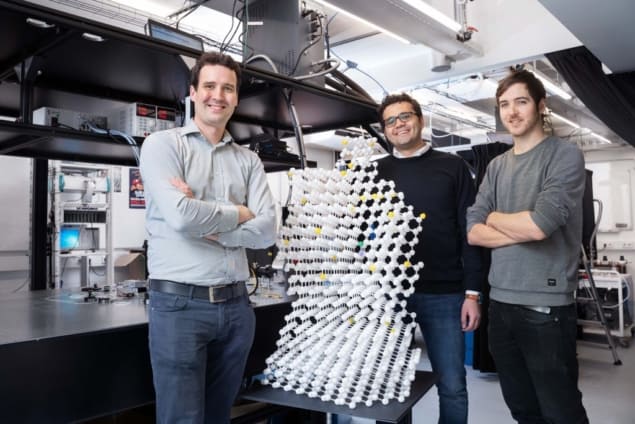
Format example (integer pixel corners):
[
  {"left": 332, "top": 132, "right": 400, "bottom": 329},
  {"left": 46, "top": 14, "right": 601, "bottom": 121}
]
[{"left": 377, "top": 93, "right": 423, "bottom": 129}]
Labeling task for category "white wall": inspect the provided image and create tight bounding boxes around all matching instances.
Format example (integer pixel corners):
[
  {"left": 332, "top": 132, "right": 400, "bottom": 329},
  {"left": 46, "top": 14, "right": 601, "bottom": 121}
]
[
  {"left": 111, "top": 165, "right": 147, "bottom": 249},
  {"left": 0, "top": 156, "right": 147, "bottom": 288},
  {"left": 585, "top": 147, "right": 635, "bottom": 271},
  {"left": 0, "top": 156, "right": 31, "bottom": 272}
]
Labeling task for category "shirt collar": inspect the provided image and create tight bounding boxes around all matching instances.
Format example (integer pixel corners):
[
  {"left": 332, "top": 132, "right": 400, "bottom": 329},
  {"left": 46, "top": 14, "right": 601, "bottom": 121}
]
[
  {"left": 181, "top": 119, "right": 233, "bottom": 145},
  {"left": 392, "top": 142, "right": 430, "bottom": 158}
]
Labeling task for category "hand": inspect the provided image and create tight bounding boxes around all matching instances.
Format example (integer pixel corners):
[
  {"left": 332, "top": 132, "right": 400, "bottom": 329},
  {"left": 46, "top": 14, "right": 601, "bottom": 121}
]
[
  {"left": 204, "top": 206, "right": 252, "bottom": 242},
  {"left": 461, "top": 298, "right": 481, "bottom": 332},
  {"left": 170, "top": 177, "right": 193, "bottom": 198},
  {"left": 237, "top": 205, "right": 255, "bottom": 224}
]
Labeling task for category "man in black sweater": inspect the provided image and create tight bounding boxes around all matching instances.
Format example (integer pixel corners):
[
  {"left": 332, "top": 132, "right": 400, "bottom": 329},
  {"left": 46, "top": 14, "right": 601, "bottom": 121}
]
[{"left": 376, "top": 93, "right": 483, "bottom": 424}]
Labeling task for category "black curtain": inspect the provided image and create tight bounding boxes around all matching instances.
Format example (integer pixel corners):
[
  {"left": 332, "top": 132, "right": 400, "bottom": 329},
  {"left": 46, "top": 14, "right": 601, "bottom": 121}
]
[
  {"left": 546, "top": 46, "right": 635, "bottom": 147},
  {"left": 470, "top": 142, "right": 512, "bottom": 373}
]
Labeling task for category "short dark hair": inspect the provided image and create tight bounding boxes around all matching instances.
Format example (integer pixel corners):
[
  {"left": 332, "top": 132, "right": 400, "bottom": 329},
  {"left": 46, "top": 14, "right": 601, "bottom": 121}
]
[
  {"left": 190, "top": 51, "right": 242, "bottom": 90},
  {"left": 496, "top": 69, "right": 546, "bottom": 109},
  {"left": 377, "top": 93, "right": 423, "bottom": 129}
]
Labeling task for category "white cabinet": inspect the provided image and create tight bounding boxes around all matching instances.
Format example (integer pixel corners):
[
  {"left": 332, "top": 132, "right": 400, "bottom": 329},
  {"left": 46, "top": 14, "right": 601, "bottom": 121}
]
[
  {"left": 51, "top": 161, "right": 113, "bottom": 288},
  {"left": 577, "top": 270, "right": 634, "bottom": 343}
]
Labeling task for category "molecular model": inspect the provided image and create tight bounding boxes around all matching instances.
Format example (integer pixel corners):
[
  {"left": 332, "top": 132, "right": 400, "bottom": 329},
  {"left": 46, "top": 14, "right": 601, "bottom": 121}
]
[{"left": 262, "top": 137, "right": 424, "bottom": 409}]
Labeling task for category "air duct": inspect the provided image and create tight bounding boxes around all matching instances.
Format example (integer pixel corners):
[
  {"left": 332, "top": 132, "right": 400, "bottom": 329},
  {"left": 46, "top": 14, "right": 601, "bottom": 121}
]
[{"left": 313, "top": 0, "right": 482, "bottom": 61}]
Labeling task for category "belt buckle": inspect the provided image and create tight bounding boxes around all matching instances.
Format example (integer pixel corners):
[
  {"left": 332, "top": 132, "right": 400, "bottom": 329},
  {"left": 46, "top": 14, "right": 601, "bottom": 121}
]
[
  {"left": 208, "top": 285, "right": 228, "bottom": 303},
  {"left": 524, "top": 305, "right": 551, "bottom": 314}
]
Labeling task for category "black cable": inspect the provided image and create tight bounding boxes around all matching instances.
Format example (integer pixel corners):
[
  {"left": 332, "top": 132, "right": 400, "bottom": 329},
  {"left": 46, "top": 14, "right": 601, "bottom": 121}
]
[
  {"left": 225, "top": 5, "right": 246, "bottom": 54},
  {"left": 248, "top": 266, "right": 259, "bottom": 297},
  {"left": 327, "top": 70, "right": 361, "bottom": 97},
  {"left": 90, "top": 263, "right": 106, "bottom": 277},
  {"left": 175, "top": 4, "right": 199, "bottom": 29},
  {"left": 330, "top": 69, "right": 376, "bottom": 102},
  {"left": 325, "top": 75, "right": 360, "bottom": 98},
  {"left": 219, "top": 0, "right": 239, "bottom": 53},
  {"left": 330, "top": 51, "right": 386, "bottom": 99},
  {"left": 349, "top": 67, "right": 388, "bottom": 97},
  {"left": 324, "top": 12, "right": 338, "bottom": 60},
  {"left": 238, "top": 1, "right": 255, "bottom": 59},
  {"left": 53, "top": 122, "right": 78, "bottom": 131},
  {"left": 194, "top": 33, "right": 241, "bottom": 55},
  {"left": 290, "top": 11, "right": 324, "bottom": 75}
]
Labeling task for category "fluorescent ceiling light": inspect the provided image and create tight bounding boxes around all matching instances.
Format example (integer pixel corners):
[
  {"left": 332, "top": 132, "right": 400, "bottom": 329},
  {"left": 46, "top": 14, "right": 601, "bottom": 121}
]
[
  {"left": 529, "top": 70, "right": 572, "bottom": 100},
  {"left": 313, "top": 0, "right": 410, "bottom": 44},
  {"left": 551, "top": 112, "right": 579, "bottom": 129},
  {"left": 549, "top": 115, "right": 612, "bottom": 144},
  {"left": 110, "top": 0, "right": 174, "bottom": 17},
  {"left": 591, "top": 132, "right": 612, "bottom": 144},
  {"left": 26, "top": 18, "right": 55, "bottom": 29},
  {"left": 401, "top": 0, "right": 462, "bottom": 32}
]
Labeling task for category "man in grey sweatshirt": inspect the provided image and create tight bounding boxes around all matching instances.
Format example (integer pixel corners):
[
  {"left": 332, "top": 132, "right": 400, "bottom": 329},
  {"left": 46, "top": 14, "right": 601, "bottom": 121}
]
[{"left": 466, "top": 69, "right": 588, "bottom": 424}]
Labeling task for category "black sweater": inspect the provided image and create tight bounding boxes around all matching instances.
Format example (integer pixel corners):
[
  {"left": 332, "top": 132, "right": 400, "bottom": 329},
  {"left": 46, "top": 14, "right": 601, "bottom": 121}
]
[{"left": 375, "top": 149, "right": 483, "bottom": 294}]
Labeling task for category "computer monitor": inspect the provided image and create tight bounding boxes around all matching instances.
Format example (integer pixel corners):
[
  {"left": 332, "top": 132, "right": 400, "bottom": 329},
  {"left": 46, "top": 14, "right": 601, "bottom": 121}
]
[
  {"left": 60, "top": 225, "right": 81, "bottom": 251},
  {"left": 147, "top": 19, "right": 204, "bottom": 52}
]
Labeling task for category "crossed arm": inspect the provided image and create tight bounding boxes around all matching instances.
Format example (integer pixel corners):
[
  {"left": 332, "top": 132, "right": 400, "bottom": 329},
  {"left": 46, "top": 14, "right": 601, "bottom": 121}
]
[
  {"left": 467, "top": 210, "right": 546, "bottom": 248},
  {"left": 169, "top": 177, "right": 254, "bottom": 241}
]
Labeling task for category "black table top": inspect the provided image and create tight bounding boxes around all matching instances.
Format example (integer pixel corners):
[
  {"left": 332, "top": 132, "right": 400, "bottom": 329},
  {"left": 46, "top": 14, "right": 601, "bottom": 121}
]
[
  {"left": 0, "top": 283, "right": 290, "bottom": 346},
  {"left": 241, "top": 370, "right": 437, "bottom": 423}
]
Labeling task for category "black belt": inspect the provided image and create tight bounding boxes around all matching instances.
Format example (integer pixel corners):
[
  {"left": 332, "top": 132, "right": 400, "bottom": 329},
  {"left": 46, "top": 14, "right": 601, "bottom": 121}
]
[{"left": 149, "top": 279, "right": 247, "bottom": 303}]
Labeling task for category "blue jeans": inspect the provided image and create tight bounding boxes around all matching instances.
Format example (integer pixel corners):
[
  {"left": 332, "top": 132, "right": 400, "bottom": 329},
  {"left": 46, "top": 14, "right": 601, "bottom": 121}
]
[
  {"left": 148, "top": 286, "right": 255, "bottom": 424},
  {"left": 408, "top": 292, "right": 467, "bottom": 424},
  {"left": 488, "top": 300, "right": 588, "bottom": 424}
]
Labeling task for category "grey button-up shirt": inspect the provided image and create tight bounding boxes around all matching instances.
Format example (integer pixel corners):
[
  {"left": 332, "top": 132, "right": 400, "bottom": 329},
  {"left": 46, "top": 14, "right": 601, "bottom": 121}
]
[{"left": 140, "top": 120, "right": 277, "bottom": 286}]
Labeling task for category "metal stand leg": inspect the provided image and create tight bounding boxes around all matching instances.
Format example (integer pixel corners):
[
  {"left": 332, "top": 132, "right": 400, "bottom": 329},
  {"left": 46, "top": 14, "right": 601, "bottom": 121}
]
[{"left": 580, "top": 246, "right": 622, "bottom": 365}]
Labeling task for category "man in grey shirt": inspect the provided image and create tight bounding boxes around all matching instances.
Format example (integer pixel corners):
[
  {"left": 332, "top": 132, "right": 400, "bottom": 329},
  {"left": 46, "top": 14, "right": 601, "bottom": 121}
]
[
  {"left": 140, "top": 52, "right": 276, "bottom": 423},
  {"left": 466, "top": 70, "right": 588, "bottom": 424}
]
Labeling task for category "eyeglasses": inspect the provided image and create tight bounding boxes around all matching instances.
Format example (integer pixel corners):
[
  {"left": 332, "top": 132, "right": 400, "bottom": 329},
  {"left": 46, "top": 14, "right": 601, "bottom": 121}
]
[{"left": 383, "top": 111, "right": 417, "bottom": 127}]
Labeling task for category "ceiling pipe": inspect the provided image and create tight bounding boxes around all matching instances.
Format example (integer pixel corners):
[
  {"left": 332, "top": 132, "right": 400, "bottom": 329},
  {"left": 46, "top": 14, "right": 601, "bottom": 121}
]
[{"left": 313, "top": 0, "right": 482, "bottom": 61}]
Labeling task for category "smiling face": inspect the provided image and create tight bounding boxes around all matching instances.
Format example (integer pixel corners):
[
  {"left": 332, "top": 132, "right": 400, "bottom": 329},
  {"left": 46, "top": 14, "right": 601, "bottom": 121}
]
[
  {"left": 498, "top": 82, "right": 546, "bottom": 141},
  {"left": 382, "top": 101, "right": 425, "bottom": 156},
  {"left": 190, "top": 64, "right": 238, "bottom": 133}
]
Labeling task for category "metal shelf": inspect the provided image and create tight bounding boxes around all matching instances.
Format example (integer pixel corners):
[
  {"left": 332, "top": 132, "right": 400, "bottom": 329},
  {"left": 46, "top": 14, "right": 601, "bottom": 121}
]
[
  {"left": 0, "top": 0, "right": 378, "bottom": 168},
  {"left": 0, "top": 121, "right": 141, "bottom": 166}
]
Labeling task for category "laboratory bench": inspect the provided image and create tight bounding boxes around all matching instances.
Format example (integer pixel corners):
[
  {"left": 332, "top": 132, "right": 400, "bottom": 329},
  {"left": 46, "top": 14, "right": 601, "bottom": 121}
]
[{"left": 0, "top": 286, "right": 291, "bottom": 423}]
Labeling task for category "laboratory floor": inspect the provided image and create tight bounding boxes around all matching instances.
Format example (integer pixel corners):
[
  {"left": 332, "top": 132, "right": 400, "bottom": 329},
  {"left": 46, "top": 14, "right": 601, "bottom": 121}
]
[
  {"left": 87, "top": 332, "right": 635, "bottom": 424},
  {"left": 350, "top": 331, "right": 635, "bottom": 424}
]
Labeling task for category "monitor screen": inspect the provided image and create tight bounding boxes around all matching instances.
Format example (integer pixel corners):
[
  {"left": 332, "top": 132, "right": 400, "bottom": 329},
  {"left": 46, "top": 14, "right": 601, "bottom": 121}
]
[
  {"left": 60, "top": 226, "right": 81, "bottom": 251},
  {"left": 147, "top": 20, "right": 204, "bottom": 52}
]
